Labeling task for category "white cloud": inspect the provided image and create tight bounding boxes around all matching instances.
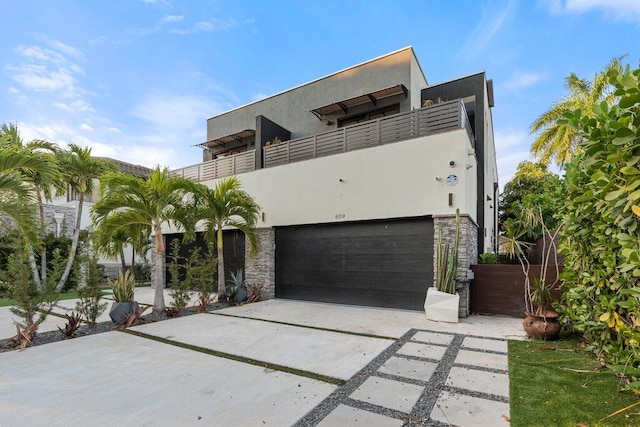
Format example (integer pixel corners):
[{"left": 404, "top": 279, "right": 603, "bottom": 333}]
[
  {"left": 130, "top": 93, "right": 220, "bottom": 131},
  {"left": 459, "top": 0, "right": 518, "bottom": 59},
  {"left": 494, "top": 129, "right": 532, "bottom": 189},
  {"left": 80, "top": 123, "right": 94, "bottom": 132},
  {"left": 160, "top": 14, "right": 183, "bottom": 24},
  {"left": 169, "top": 18, "right": 237, "bottom": 34},
  {"left": 7, "top": 40, "right": 91, "bottom": 114},
  {"left": 540, "top": 0, "right": 640, "bottom": 24},
  {"left": 504, "top": 71, "right": 547, "bottom": 90}
]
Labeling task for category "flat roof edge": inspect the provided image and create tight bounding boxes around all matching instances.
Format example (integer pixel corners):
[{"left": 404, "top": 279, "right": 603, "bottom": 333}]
[{"left": 206, "top": 46, "right": 416, "bottom": 122}]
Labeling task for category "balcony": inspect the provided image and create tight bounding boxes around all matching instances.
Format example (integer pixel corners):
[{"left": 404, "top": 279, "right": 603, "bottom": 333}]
[
  {"left": 172, "top": 99, "right": 473, "bottom": 182},
  {"left": 171, "top": 150, "right": 256, "bottom": 182},
  {"left": 264, "top": 99, "right": 473, "bottom": 168}
]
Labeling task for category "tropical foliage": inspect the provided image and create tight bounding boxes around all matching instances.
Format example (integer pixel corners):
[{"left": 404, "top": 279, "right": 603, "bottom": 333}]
[
  {"left": 530, "top": 57, "right": 621, "bottom": 166},
  {"left": 558, "top": 64, "right": 640, "bottom": 392},
  {"left": 192, "top": 176, "right": 260, "bottom": 299},
  {"left": 91, "top": 167, "right": 198, "bottom": 315},
  {"left": 499, "top": 161, "right": 563, "bottom": 242}
]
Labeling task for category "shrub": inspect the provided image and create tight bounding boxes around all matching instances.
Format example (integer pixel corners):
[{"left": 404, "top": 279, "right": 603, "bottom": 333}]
[
  {"left": 478, "top": 253, "right": 498, "bottom": 264},
  {"left": 558, "top": 64, "right": 640, "bottom": 391},
  {"left": 182, "top": 246, "right": 216, "bottom": 312},
  {"left": 167, "top": 239, "right": 191, "bottom": 316},
  {"left": 74, "top": 243, "right": 108, "bottom": 327}
]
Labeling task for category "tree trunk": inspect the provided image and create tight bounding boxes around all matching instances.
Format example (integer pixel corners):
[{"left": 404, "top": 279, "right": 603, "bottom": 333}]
[
  {"left": 217, "top": 227, "right": 226, "bottom": 299},
  {"left": 152, "top": 224, "right": 166, "bottom": 317},
  {"left": 37, "top": 193, "right": 47, "bottom": 285},
  {"left": 27, "top": 248, "right": 43, "bottom": 292},
  {"left": 120, "top": 248, "right": 126, "bottom": 273},
  {"left": 56, "top": 194, "right": 83, "bottom": 292}
]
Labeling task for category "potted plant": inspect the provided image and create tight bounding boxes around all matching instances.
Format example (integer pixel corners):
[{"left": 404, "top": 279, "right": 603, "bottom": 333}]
[
  {"left": 108, "top": 270, "right": 138, "bottom": 325},
  {"left": 424, "top": 209, "right": 460, "bottom": 323},
  {"left": 502, "top": 206, "right": 562, "bottom": 340}
]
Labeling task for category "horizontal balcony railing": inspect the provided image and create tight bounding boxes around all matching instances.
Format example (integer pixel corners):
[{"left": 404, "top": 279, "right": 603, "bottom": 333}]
[
  {"left": 264, "top": 99, "right": 473, "bottom": 168},
  {"left": 171, "top": 149, "right": 256, "bottom": 182}
]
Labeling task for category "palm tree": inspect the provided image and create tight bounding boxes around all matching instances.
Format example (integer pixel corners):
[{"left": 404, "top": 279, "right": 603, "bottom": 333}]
[
  {"left": 0, "top": 123, "right": 65, "bottom": 288},
  {"left": 55, "top": 144, "right": 113, "bottom": 292},
  {"left": 91, "top": 167, "right": 198, "bottom": 316},
  {"left": 530, "top": 57, "right": 621, "bottom": 167},
  {"left": 0, "top": 148, "right": 43, "bottom": 243},
  {"left": 192, "top": 176, "right": 260, "bottom": 299}
]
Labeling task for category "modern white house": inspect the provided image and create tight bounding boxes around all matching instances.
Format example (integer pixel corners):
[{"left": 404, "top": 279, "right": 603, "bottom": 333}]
[{"left": 170, "top": 47, "right": 498, "bottom": 316}]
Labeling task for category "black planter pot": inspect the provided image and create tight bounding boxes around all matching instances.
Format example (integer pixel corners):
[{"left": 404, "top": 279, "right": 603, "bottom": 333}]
[{"left": 109, "top": 301, "right": 139, "bottom": 325}]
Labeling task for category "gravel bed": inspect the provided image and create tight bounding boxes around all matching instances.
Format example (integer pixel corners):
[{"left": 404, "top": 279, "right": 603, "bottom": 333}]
[
  {"left": 0, "top": 302, "right": 230, "bottom": 353},
  {"left": 294, "top": 329, "right": 509, "bottom": 427}
]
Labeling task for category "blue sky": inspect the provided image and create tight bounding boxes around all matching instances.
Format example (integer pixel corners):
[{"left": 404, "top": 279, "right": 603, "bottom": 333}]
[{"left": 1, "top": 0, "right": 640, "bottom": 186}]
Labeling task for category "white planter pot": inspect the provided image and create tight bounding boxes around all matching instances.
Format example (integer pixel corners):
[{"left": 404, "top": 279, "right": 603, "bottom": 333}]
[{"left": 424, "top": 287, "right": 459, "bottom": 323}]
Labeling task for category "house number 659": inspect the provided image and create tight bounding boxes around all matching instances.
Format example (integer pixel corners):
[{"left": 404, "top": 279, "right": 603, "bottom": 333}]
[{"left": 335, "top": 213, "right": 346, "bottom": 220}]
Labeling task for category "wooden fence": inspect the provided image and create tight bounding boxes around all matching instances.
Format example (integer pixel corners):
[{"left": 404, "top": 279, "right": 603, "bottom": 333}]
[{"left": 470, "top": 264, "right": 563, "bottom": 318}]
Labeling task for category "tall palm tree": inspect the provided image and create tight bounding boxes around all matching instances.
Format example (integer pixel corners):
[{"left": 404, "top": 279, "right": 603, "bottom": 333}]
[
  {"left": 192, "top": 176, "right": 260, "bottom": 299},
  {"left": 0, "top": 123, "right": 65, "bottom": 288},
  {"left": 55, "top": 144, "right": 113, "bottom": 291},
  {"left": 91, "top": 167, "right": 198, "bottom": 316},
  {"left": 530, "top": 57, "right": 621, "bottom": 167}
]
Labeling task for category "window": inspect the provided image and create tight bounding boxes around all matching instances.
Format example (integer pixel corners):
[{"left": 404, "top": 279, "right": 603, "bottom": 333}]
[{"left": 338, "top": 104, "right": 400, "bottom": 128}]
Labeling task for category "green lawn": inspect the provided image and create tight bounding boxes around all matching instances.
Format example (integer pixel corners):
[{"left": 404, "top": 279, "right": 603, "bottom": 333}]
[{"left": 509, "top": 337, "right": 640, "bottom": 427}]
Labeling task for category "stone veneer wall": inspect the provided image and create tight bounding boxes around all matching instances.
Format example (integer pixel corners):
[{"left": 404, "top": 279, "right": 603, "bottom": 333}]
[
  {"left": 245, "top": 228, "right": 275, "bottom": 300},
  {"left": 433, "top": 213, "right": 478, "bottom": 318}
]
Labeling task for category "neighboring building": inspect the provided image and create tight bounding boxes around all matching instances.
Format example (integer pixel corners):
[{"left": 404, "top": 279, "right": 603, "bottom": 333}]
[
  {"left": 47, "top": 157, "right": 152, "bottom": 276},
  {"left": 171, "top": 47, "right": 498, "bottom": 315}
]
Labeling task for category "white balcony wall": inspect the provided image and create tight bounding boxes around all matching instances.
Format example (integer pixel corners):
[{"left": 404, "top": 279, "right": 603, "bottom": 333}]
[{"left": 163, "top": 130, "right": 476, "bottom": 235}]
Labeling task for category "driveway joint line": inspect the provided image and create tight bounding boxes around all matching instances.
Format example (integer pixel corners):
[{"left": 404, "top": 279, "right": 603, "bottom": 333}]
[
  {"left": 207, "top": 311, "right": 397, "bottom": 341},
  {"left": 120, "top": 329, "right": 346, "bottom": 386}
]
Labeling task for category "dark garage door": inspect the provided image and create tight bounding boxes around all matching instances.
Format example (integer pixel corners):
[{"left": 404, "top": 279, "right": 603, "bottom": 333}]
[{"left": 275, "top": 217, "right": 434, "bottom": 310}]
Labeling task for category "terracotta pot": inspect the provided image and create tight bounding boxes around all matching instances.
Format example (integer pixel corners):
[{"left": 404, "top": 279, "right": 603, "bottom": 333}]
[{"left": 522, "top": 312, "right": 561, "bottom": 340}]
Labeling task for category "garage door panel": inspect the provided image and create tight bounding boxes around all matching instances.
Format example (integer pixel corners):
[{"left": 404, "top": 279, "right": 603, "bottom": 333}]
[{"left": 275, "top": 218, "right": 434, "bottom": 311}]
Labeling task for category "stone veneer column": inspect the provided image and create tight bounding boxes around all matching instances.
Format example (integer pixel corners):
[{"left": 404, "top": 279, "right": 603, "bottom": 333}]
[
  {"left": 245, "top": 228, "right": 275, "bottom": 300},
  {"left": 433, "top": 213, "right": 478, "bottom": 318}
]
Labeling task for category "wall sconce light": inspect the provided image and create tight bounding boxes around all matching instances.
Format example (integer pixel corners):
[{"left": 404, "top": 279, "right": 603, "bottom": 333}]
[
  {"left": 261, "top": 212, "right": 265, "bottom": 222},
  {"left": 486, "top": 195, "right": 492, "bottom": 201},
  {"left": 435, "top": 176, "right": 442, "bottom": 181},
  {"left": 448, "top": 193, "right": 453, "bottom": 206},
  {"left": 326, "top": 120, "right": 333, "bottom": 125}
]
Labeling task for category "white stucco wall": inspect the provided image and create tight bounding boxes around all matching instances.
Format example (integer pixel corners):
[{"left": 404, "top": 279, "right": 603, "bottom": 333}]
[{"left": 179, "top": 130, "right": 476, "bottom": 233}]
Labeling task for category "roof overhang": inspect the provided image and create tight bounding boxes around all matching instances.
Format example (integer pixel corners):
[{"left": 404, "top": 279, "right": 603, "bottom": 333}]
[
  {"left": 310, "top": 84, "right": 408, "bottom": 119},
  {"left": 197, "top": 129, "right": 255, "bottom": 149}
]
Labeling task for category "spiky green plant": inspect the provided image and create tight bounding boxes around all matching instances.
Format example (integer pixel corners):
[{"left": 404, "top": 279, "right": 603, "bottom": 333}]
[
  {"left": 108, "top": 270, "right": 135, "bottom": 302},
  {"left": 435, "top": 209, "right": 460, "bottom": 294}
]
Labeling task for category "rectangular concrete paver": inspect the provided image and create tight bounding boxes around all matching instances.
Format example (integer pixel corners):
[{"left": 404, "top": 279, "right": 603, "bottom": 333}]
[
  {"left": 349, "top": 375, "right": 424, "bottom": 413},
  {"left": 397, "top": 341, "right": 448, "bottom": 360},
  {"left": 410, "top": 331, "right": 454, "bottom": 346},
  {"left": 0, "top": 331, "right": 336, "bottom": 426},
  {"left": 454, "top": 349, "right": 508, "bottom": 371},
  {"left": 431, "top": 391, "right": 510, "bottom": 427},
  {"left": 461, "top": 337, "right": 508, "bottom": 353},
  {"left": 445, "top": 366, "right": 510, "bottom": 398},
  {"left": 377, "top": 356, "right": 437, "bottom": 382},
  {"left": 317, "top": 404, "right": 403, "bottom": 427},
  {"left": 133, "top": 313, "right": 394, "bottom": 381}
]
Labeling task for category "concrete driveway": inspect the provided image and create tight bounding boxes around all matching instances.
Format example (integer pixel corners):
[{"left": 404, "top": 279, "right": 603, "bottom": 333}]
[{"left": 0, "top": 298, "right": 523, "bottom": 426}]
